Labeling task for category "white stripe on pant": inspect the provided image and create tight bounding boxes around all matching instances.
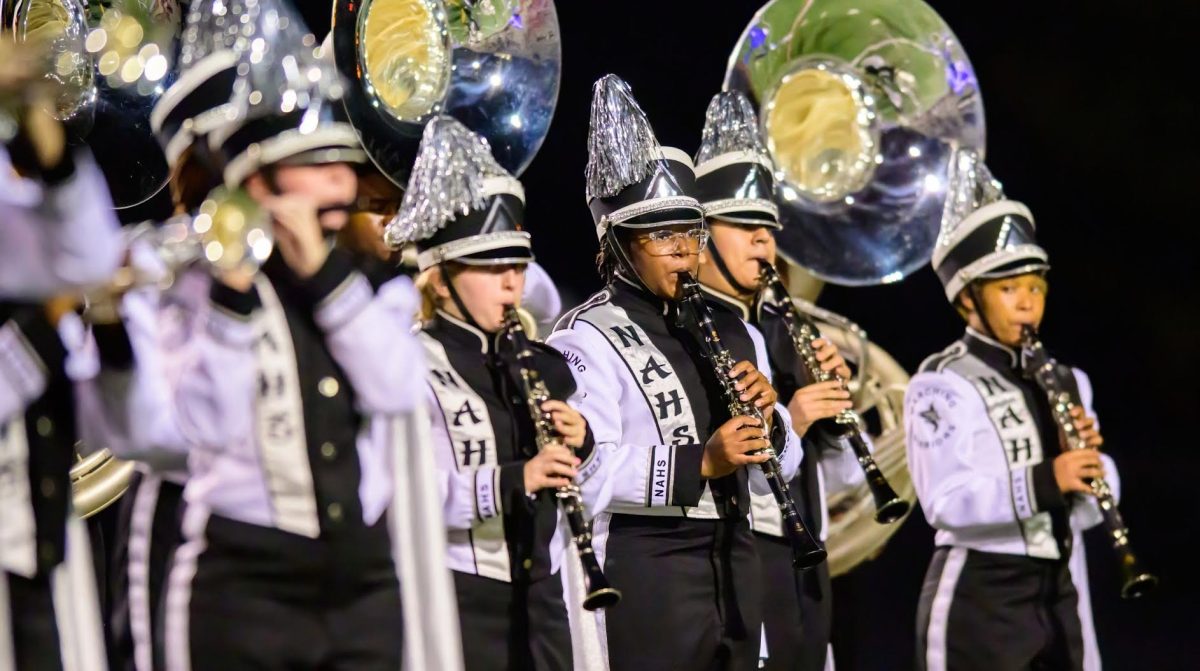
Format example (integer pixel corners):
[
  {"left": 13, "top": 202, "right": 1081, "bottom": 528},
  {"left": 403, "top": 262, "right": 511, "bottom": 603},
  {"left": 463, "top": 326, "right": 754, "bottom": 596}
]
[
  {"left": 163, "top": 508, "right": 206, "bottom": 671},
  {"left": 924, "top": 546, "right": 968, "bottom": 671},
  {"left": 127, "top": 474, "right": 162, "bottom": 671}
]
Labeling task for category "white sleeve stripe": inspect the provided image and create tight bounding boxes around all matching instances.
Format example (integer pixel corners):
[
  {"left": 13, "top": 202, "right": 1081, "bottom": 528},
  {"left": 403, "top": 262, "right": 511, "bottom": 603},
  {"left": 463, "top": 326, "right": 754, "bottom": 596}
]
[{"left": 314, "top": 274, "right": 373, "bottom": 332}]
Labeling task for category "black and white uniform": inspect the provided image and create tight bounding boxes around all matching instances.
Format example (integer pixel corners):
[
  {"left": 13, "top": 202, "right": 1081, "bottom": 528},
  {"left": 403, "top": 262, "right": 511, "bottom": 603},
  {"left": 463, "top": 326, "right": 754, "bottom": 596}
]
[
  {"left": 0, "top": 305, "right": 119, "bottom": 671},
  {"left": 90, "top": 262, "right": 210, "bottom": 671},
  {"left": 165, "top": 249, "right": 423, "bottom": 671},
  {"left": 422, "top": 311, "right": 575, "bottom": 671},
  {"left": 703, "top": 287, "right": 864, "bottom": 671},
  {"left": 547, "top": 277, "right": 803, "bottom": 671},
  {"left": 906, "top": 328, "right": 1117, "bottom": 671},
  {"left": 0, "top": 149, "right": 122, "bottom": 301}
]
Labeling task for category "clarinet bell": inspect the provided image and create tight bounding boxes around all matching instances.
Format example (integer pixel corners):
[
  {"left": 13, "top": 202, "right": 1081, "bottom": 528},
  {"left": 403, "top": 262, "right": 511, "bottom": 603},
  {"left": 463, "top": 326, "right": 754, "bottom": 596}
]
[
  {"left": 1118, "top": 547, "right": 1158, "bottom": 600},
  {"left": 873, "top": 494, "right": 911, "bottom": 525},
  {"left": 583, "top": 584, "right": 622, "bottom": 611},
  {"left": 1120, "top": 571, "right": 1158, "bottom": 600},
  {"left": 580, "top": 552, "right": 622, "bottom": 610},
  {"left": 792, "top": 544, "right": 828, "bottom": 570}
]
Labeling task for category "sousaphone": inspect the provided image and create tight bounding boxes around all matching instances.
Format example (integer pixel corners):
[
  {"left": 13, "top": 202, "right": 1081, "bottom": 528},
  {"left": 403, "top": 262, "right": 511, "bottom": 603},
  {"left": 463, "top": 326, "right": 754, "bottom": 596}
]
[
  {"left": 726, "top": 0, "right": 987, "bottom": 574},
  {"left": 1, "top": 0, "right": 181, "bottom": 212},
  {"left": 330, "top": 0, "right": 561, "bottom": 188}
]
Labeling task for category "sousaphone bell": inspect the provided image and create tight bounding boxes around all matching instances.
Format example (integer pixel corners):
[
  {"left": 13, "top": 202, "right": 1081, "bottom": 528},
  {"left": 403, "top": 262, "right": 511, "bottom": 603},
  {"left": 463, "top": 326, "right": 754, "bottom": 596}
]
[
  {"left": 330, "top": 0, "right": 561, "bottom": 188},
  {"left": 1, "top": 0, "right": 182, "bottom": 212}
]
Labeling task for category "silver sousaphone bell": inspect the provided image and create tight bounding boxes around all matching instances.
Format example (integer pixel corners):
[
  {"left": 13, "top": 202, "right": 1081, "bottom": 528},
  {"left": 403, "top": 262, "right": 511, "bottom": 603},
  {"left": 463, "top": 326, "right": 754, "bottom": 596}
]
[
  {"left": 726, "top": 0, "right": 986, "bottom": 286},
  {"left": 330, "top": 0, "right": 561, "bottom": 188},
  {"left": 1, "top": 0, "right": 181, "bottom": 210}
]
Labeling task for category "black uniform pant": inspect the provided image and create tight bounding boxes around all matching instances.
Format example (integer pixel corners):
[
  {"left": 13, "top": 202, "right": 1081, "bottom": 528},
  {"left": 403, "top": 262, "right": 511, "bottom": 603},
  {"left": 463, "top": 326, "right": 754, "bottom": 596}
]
[
  {"left": 453, "top": 570, "right": 572, "bottom": 671},
  {"left": 602, "top": 514, "right": 762, "bottom": 671},
  {"left": 756, "top": 532, "right": 831, "bottom": 671},
  {"left": 917, "top": 547, "right": 1084, "bottom": 671},
  {"left": 170, "top": 513, "right": 403, "bottom": 671},
  {"left": 108, "top": 472, "right": 186, "bottom": 671},
  {"left": 4, "top": 571, "right": 63, "bottom": 671}
]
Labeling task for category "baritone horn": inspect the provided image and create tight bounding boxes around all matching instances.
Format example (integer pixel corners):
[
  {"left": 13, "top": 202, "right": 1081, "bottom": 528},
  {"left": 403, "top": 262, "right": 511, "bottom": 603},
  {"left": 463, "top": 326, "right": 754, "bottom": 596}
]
[{"left": 110, "top": 186, "right": 274, "bottom": 292}]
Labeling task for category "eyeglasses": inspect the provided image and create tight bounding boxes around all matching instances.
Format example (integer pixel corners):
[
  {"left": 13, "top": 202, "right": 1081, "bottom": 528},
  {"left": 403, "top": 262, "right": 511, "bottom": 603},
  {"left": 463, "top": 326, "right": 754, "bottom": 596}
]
[{"left": 637, "top": 227, "right": 710, "bottom": 256}]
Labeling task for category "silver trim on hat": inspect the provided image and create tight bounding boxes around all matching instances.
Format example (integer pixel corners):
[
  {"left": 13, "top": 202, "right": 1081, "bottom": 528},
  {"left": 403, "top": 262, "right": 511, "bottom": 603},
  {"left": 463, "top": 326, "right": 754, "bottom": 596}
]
[
  {"left": 416, "top": 230, "right": 533, "bottom": 270},
  {"left": 222, "top": 123, "right": 364, "bottom": 186},
  {"left": 944, "top": 245, "right": 1050, "bottom": 302}
]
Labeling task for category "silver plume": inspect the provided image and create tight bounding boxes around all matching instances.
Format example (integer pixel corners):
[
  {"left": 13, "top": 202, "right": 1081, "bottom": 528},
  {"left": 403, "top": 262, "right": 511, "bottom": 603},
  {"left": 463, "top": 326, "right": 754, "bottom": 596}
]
[
  {"left": 585, "top": 74, "right": 660, "bottom": 201},
  {"left": 385, "top": 116, "right": 512, "bottom": 247},
  {"left": 695, "top": 90, "right": 768, "bottom": 165}
]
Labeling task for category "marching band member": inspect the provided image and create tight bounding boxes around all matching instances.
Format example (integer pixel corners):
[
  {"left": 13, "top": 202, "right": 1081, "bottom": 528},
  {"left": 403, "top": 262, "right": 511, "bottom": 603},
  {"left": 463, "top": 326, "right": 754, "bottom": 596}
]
[
  {"left": 1, "top": 40, "right": 127, "bottom": 669},
  {"left": 692, "top": 90, "right": 863, "bottom": 671},
  {"left": 0, "top": 35, "right": 122, "bottom": 300},
  {"left": 908, "top": 199, "right": 1118, "bottom": 671},
  {"left": 0, "top": 301, "right": 115, "bottom": 671},
  {"left": 162, "top": 9, "right": 423, "bottom": 668},
  {"left": 546, "top": 75, "right": 802, "bottom": 670},
  {"left": 101, "top": 3, "right": 253, "bottom": 668},
  {"left": 387, "top": 115, "right": 580, "bottom": 671}
]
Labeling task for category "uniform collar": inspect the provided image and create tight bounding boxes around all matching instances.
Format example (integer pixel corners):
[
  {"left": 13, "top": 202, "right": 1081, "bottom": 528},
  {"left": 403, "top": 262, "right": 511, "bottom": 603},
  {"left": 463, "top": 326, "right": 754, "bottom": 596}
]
[
  {"left": 610, "top": 274, "right": 671, "bottom": 317},
  {"left": 432, "top": 310, "right": 492, "bottom": 354},
  {"left": 698, "top": 283, "right": 751, "bottom": 321},
  {"left": 963, "top": 326, "right": 1019, "bottom": 369}
]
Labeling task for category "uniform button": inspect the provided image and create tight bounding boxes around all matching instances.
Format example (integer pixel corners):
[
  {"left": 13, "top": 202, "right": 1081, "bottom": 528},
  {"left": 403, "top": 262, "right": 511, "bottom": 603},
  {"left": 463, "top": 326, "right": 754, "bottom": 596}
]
[
  {"left": 320, "top": 442, "right": 338, "bottom": 460},
  {"left": 40, "top": 478, "right": 56, "bottom": 498},
  {"left": 318, "top": 377, "right": 340, "bottom": 398},
  {"left": 729, "top": 496, "right": 738, "bottom": 507},
  {"left": 36, "top": 417, "right": 53, "bottom": 437},
  {"left": 326, "top": 502, "right": 344, "bottom": 522},
  {"left": 522, "top": 558, "right": 533, "bottom": 570}
]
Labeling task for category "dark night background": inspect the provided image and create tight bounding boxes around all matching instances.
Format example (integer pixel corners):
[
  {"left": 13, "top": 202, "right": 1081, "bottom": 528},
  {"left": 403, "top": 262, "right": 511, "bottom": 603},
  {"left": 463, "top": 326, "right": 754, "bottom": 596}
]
[{"left": 302, "top": 0, "right": 1199, "bottom": 668}]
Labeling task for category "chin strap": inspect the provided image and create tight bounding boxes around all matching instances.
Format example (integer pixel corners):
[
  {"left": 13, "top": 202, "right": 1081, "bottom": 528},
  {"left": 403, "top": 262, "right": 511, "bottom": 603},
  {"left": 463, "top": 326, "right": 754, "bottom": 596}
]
[
  {"left": 967, "top": 282, "right": 1002, "bottom": 343},
  {"left": 705, "top": 240, "right": 758, "bottom": 296},
  {"left": 439, "top": 263, "right": 485, "bottom": 332},
  {"left": 605, "top": 226, "right": 654, "bottom": 292}
]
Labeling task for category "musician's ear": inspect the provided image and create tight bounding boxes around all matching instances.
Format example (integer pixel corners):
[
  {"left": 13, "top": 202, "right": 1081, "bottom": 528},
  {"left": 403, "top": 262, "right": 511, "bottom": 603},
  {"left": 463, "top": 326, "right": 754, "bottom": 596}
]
[{"left": 955, "top": 289, "right": 975, "bottom": 320}]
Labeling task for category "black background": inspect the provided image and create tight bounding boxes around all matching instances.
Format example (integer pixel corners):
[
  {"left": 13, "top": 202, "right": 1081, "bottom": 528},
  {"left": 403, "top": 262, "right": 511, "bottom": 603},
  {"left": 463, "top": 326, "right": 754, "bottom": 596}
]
[{"left": 303, "top": 1, "right": 1199, "bottom": 667}]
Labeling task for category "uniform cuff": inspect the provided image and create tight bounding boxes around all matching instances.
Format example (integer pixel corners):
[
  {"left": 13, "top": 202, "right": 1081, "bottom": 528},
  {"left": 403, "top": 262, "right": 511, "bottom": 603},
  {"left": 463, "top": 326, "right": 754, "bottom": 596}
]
[
  {"left": 500, "top": 461, "right": 535, "bottom": 514},
  {"left": 576, "top": 425, "right": 596, "bottom": 465},
  {"left": 769, "top": 417, "right": 791, "bottom": 462},
  {"left": 210, "top": 279, "right": 260, "bottom": 317},
  {"left": 301, "top": 248, "right": 355, "bottom": 305},
  {"left": 647, "top": 444, "right": 704, "bottom": 507},
  {"left": 0, "top": 310, "right": 63, "bottom": 402},
  {"left": 1030, "top": 461, "right": 1067, "bottom": 514},
  {"left": 91, "top": 322, "right": 135, "bottom": 369},
  {"left": 39, "top": 149, "right": 78, "bottom": 186},
  {"left": 208, "top": 281, "right": 260, "bottom": 348},
  {"left": 9, "top": 308, "right": 66, "bottom": 377},
  {"left": 474, "top": 466, "right": 504, "bottom": 522},
  {"left": 310, "top": 251, "right": 374, "bottom": 333}
]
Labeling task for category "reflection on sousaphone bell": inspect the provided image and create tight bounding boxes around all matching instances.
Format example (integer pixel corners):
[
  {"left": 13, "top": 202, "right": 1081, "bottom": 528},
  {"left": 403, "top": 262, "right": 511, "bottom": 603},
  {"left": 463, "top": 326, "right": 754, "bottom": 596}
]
[
  {"left": 725, "top": 0, "right": 986, "bottom": 286},
  {"left": 330, "top": 0, "right": 561, "bottom": 188},
  {"left": 1, "top": 0, "right": 180, "bottom": 210}
]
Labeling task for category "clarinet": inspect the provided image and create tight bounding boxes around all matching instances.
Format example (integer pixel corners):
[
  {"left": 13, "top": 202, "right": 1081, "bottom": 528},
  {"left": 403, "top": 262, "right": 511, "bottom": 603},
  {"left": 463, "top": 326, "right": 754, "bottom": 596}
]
[
  {"left": 500, "top": 306, "right": 622, "bottom": 610},
  {"left": 1019, "top": 326, "right": 1157, "bottom": 599},
  {"left": 676, "top": 275, "right": 827, "bottom": 570},
  {"left": 758, "top": 262, "right": 911, "bottom": 525}
]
